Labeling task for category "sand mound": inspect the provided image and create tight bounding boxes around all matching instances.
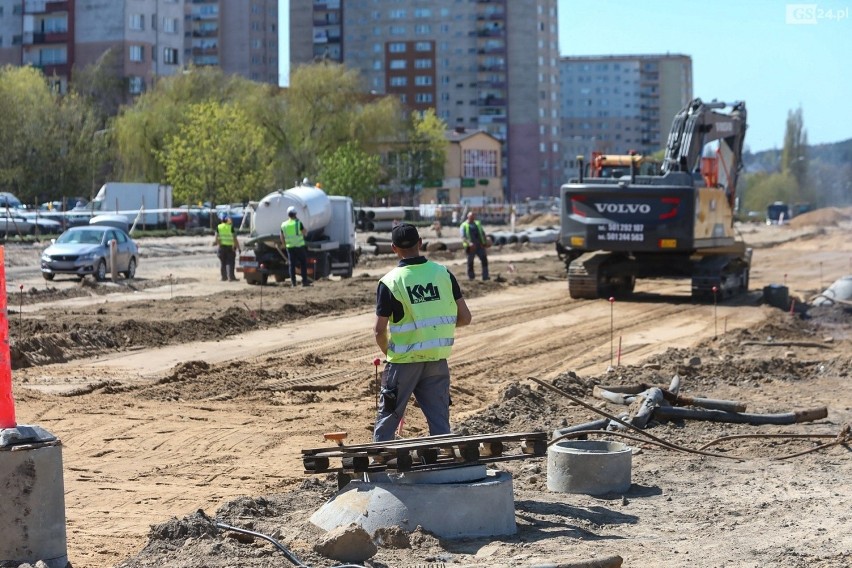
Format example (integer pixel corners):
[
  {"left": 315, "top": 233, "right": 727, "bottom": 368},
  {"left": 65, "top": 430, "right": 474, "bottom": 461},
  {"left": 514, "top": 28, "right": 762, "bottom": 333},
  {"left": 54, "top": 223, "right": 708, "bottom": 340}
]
[
  {"left": 516, "top": 212, "right": 559, "bottom": 226},
  {"left": 788, "top": 207, "right": 852, "bottom": 229}
]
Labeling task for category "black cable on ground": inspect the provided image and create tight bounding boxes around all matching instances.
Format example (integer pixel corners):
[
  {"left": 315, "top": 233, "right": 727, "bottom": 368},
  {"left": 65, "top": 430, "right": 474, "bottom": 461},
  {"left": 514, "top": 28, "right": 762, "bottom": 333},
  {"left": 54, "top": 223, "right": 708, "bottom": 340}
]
[
  {"left": 216, "top": 522, "right": 308, "bottom": 567},
  {"left": 215, "top": 521, "right": 367, "bottom": 568}
]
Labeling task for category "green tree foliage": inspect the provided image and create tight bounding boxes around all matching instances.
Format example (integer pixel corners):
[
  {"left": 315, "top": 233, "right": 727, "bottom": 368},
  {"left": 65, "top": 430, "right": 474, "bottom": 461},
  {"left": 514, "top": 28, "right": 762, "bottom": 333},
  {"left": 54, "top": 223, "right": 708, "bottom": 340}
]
[
  {"left": 70, "top": 47, "right": 126, "bottom": 126},
  {"left": 385, "top": 109, "right": 448, "bottom": 201},
  {"left": 262, "top": 62, "right": 403, "bottom": 186},
  {"left": 156, "top": 101, "right": 273, "bottom": 206},
  {"left": 112, "top": 67, "right": 267, "bottom": 183},
  {"left": 0, "top": 65, "right": 99, "bottom": 204},
  {"left": 781, "top": 106, "right": 808, "bottom": 190},
  {"left": 740, "top": 172, "right": 800, "bottom": 213},
  {"left": 317, "top": 142, "right": 382, "bottom": 203}
]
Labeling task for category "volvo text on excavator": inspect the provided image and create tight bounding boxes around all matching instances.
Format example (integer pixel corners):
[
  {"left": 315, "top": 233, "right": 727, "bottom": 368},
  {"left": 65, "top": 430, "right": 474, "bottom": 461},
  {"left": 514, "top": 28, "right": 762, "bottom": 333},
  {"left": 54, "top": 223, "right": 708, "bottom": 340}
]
[{"left": 556, "top": 98, "right": 751, "bottom": 300}]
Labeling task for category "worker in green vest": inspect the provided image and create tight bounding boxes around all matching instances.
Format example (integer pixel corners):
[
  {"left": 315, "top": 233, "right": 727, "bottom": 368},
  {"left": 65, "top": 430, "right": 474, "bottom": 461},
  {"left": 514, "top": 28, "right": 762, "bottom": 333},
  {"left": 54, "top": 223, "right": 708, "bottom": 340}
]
[
  {"left": 460, "top": 211, "right": 490, "bottom": 280},
  {"left": 214, "top": 212, "right": 240, "bottom": 281},
  {"left": 280, "top": 206, "right": 310, "bottom": 287},
  {"left": 373, "top": 223, "right": 472, "bottom": 442}
]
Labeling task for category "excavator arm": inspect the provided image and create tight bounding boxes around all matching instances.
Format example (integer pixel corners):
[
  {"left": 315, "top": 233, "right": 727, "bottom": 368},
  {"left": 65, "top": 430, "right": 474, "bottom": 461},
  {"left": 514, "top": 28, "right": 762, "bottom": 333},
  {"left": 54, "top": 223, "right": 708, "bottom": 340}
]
[{"left": 662, "top": 98, "right": 747, "bottom": 194}]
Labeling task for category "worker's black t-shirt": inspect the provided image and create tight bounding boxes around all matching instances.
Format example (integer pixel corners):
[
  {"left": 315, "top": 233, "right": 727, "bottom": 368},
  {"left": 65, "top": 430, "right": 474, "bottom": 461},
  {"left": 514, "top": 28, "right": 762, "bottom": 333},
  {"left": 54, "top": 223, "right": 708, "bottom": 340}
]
[{"left": 375, "top": 257, "right": 463, "bottom": 323}]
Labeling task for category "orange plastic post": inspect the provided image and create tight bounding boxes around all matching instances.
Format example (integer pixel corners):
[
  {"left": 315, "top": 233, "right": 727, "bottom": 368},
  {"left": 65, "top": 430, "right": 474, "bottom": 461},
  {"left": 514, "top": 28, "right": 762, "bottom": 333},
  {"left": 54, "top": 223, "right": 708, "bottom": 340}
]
[{"left": 0, "top": 246, "right": 17, "bottom": 428}]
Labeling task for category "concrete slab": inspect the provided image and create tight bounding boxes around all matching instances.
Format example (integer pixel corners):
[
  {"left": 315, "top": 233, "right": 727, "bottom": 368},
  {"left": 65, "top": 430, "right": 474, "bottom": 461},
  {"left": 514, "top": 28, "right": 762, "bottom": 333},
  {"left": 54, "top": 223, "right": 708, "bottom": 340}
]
[{"left": 311, "top": 469, "right": 516, "bottom": 538}]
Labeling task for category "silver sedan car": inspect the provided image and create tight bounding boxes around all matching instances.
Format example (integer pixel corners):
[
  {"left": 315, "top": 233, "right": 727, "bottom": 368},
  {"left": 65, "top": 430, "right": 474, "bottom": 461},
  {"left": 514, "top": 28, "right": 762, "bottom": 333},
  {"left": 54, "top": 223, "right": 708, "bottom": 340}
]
[{"left": 40, "top": 225, "right": 139, "bottom": 281}]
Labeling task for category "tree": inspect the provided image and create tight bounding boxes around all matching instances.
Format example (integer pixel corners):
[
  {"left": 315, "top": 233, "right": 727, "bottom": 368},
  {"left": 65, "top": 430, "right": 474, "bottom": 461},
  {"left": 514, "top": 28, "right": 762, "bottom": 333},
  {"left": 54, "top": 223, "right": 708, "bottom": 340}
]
[
  {"left": 258, "top": 62, "right": 403, "bottom": 186},
  {"left": 70, "top": 47, "right": 127, "bottom": 125},
  {"left": 156, "top": 101, "right": 273, "bottom": 207},
  {"left": 113, "top": 67, "right": 267, "bottom": 183},
  {"left": 317, "top": 142, "right": 383, "bottom": 203},
  {"left": 0, "top": 65, "right": 99, "bottom": 203},
  {"left": 385, "top": 109, "right": 448, "bottom": 203},
  {"left": 781, "top": 106, "right": 808, "bottom": 191},
  {"left": 740, "top": 172, "right": 799, "bottom": 213}
]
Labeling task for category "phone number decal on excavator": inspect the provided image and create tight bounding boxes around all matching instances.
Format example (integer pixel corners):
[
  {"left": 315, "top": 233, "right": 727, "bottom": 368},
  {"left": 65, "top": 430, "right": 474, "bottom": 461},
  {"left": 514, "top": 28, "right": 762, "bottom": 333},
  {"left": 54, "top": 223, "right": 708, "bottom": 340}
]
[{"left": 597, "top": 223, "right": 645, "bottom": 242}]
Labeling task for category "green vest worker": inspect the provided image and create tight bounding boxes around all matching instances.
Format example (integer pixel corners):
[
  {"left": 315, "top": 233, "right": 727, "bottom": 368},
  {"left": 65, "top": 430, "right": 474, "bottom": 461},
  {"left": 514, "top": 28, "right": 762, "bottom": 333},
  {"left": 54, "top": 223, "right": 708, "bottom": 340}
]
[
  {"left": 280, "top": 206, "right": 310, "bottom": 287},
  {"left": 373, "top": 223, "right": 472, "bottom": 442},
  {"left": 214, "top": 213, "right": 240, "bottom": 281},
  {"left": 459, "top": 212, "right": 489, "bottom": 281}
]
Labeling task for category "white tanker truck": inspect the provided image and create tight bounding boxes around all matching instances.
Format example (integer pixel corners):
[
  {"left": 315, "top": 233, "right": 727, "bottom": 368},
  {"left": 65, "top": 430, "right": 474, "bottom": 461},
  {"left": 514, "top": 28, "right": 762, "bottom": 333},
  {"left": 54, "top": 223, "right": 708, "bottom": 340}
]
[{"left": 237, "top": 181, "right": 359, "bottom": 285}]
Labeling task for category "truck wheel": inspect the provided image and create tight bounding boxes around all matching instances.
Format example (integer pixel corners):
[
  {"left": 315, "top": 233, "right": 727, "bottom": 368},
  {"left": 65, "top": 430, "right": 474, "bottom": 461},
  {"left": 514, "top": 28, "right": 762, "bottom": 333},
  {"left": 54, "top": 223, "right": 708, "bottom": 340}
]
[
  {"left": 42, "top": 273, "right": 55, "bottom": 281},
  {"left": 95, "top": 260, "right": 107, "bottom": 282}
]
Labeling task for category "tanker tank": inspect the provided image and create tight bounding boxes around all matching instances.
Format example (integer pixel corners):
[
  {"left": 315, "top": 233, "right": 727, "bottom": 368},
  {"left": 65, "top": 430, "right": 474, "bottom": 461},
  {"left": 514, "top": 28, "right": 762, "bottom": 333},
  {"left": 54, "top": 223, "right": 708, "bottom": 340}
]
[{"left": 252, "top": 183, "right": 332, "bottom": 241}]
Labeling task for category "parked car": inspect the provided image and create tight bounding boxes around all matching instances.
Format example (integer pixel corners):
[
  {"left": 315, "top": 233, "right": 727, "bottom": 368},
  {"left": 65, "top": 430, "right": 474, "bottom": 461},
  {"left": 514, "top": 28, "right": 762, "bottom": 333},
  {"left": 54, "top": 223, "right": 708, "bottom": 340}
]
[
  {"left": 170, "top": 206, "right": 206, "bottom": 230},
  {"left": 0, "top": 192, "right": 23, "bottom": 209},
  {"left": 0, "top": 209, "right": 62, "bottom": 236},
  {"left": 40, "top": 225, "right": 139, "bottom": 281}
]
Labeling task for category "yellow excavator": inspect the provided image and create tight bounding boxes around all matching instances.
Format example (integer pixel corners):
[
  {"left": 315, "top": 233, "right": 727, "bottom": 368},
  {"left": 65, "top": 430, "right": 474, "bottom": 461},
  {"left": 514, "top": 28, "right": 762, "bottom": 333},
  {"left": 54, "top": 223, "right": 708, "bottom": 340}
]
[{"left": 557, "top": 98, "right": 751, "bottom": 301}]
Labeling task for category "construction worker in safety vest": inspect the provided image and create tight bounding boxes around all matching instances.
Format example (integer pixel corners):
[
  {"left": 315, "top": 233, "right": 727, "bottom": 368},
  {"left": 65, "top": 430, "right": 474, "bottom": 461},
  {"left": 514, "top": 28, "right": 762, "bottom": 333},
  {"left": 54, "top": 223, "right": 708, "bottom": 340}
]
[
  {"left": 372, "top": 223, "right": 472, "bottom": 442},
  {"left": 280, "top": 205, "right": 311, "bottom": 287},
  {"left": 214, "top": 212, "right": 240, "bottom": 281},
  {"left": 460, "top": 211, "right": 489, "bottom": 281}
]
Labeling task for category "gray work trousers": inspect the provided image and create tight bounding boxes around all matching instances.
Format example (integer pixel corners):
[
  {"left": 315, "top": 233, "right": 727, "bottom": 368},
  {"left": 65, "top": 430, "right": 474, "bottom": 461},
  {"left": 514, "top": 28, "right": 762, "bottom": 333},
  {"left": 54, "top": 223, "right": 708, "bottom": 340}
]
[{"left": 373, "top": 359, "right": 452, "bottom": 442}]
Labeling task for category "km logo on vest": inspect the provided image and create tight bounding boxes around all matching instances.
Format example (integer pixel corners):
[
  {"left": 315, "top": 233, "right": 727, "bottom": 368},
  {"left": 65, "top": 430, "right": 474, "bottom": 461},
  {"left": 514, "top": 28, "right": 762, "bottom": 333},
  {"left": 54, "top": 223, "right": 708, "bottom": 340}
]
[{"left": 406, "top": 283, "right": 441, "bottom": 304}]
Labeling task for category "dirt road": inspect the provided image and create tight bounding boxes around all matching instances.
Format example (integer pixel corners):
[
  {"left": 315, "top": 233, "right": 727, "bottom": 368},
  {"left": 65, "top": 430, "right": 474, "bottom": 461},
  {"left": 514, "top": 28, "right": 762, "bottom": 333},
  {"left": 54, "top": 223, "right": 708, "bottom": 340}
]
[{"left": 6, "top": 218, "right": 852, "bottom": 568}]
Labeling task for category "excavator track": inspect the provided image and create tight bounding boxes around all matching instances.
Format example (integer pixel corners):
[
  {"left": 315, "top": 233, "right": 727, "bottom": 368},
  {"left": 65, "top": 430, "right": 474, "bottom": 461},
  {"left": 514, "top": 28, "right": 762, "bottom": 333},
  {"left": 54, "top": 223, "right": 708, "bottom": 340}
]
[{"left": 568, "top": 252, "right": 608, "bottom": 299}]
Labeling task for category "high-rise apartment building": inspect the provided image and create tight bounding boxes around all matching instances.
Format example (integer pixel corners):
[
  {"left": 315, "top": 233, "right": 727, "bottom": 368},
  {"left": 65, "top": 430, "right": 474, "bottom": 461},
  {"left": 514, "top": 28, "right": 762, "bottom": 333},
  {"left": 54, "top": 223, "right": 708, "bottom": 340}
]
[
  {"left": 0, "top": 0, "right": 185, "bottom": 95},
  {"left": 290, "top": 0, "right": 561, "bottom": 202},
  {"left": 0, "top": 0, "right": 278, "bottom": 97},
  {"left": 559, "top": 54, "right": 693, "bottom": 179},
  {"left": 185, "top": 0, "right": 279, "bottom": 85}
]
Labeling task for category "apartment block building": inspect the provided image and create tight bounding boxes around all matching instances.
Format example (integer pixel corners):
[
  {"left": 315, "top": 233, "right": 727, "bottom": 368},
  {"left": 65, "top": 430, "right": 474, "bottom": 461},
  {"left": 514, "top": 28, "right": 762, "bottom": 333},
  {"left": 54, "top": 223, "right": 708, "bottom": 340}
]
[
  {"left": 559, "top": 54, "right": 693, "bottom": 179},
  {"left": 0, "top": 0, "right": 185, "bottom": 95},
  {"left": 290, "top": 0, "right": 561, "bottom": 202},
  {"left": 0, "top": 0, "right": 278, "bottom": 97},
  {"left": 185, "top": 0, "right": 279, "bottom": 85}
]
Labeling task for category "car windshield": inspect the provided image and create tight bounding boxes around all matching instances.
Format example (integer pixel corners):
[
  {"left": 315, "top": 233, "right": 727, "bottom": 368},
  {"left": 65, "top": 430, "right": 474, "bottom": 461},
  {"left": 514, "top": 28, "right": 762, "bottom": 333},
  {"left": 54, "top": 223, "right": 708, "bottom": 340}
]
[{"left": 57, "top": 230, "right": 103, "bottom": 245}]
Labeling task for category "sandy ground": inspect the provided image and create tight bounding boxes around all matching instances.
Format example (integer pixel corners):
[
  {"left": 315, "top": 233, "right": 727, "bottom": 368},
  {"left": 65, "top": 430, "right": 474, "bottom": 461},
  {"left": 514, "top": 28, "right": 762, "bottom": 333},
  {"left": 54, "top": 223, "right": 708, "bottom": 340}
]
[{"left": 3, "top": 215, "right": 852, "bottom": 568}]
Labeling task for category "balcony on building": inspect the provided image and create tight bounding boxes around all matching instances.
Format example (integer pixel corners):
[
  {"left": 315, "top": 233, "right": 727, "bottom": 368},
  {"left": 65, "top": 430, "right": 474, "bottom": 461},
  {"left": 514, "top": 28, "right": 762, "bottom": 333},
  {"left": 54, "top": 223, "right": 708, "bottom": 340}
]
[
  {"left": 23, "top": 29, "right": 69, "bottom": 45},
  {"left": 24, "top": 0, "right": 69, "bottom": 15}
]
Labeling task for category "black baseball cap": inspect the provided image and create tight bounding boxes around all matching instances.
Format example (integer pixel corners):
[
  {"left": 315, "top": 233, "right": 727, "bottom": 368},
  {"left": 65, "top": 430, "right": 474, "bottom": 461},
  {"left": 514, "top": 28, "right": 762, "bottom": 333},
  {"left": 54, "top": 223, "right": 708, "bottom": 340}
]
[{"left": 391, "top": 223, "right": 420, "bottom": 248}]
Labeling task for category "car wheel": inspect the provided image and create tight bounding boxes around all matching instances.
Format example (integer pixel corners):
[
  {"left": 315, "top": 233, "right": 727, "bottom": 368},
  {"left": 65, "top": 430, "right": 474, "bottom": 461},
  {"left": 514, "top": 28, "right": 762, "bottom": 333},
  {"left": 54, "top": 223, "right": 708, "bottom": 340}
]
[
  {"left": 42, "top": 273, "right": 55, "bottom": 281},
  {"left": 124, "top": 257, "right": 137, "bottom": 279},
  {"left": 95, "top": 259, "right": 107, "bottom": 282}
]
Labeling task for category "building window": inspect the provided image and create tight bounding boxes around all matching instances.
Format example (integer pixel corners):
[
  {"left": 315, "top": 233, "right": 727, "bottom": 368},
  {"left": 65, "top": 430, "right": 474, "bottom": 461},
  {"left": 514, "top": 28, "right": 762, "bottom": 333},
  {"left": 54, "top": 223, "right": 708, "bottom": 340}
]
[
  {"left": 415, "top": 42, "right": 431, "bottom": 52},
  {"left": 390, "top": 76, "right": 407, "bottom": 87},
  {"left": 129, "top": 14, "right": 145, "bottom": 31},
  {"left": 414, "top": 8, "right": 432, "bottom": 18},
  {"left": 129, "top": 45, "right": 144, "bottom": 62},
  {"left": 463, "top": 149, "right": 498, "bottom": 178},
  {"left": 389, "top": 59, "right": 406, "bottom": 70},
  {"left": 389, "top": 9, "right": 406, "bottom": 19},
  {"left": 414, "top": 76, "right": 432, "bottom": 86},
  {"left": 164, "top": 48, "right": 179, "bottom": 65},
  {"left": 415, "top": 93, "right": 433, "bottom": 103},
  {"left": 389, "top": 25, "right": 406, "bottom": 36},
  {"left": 414, "top": 59, "right": 432, "bottom": 69},
  {"left": 164, "top": 18, "right": 178, "bottom": 33},
  {"left": 414, "top": 24, "right": 431, "bottom": 34},
  {"left": 129, "top": 76, "right": 145, "bottom": 94},
  {"left": 388, "top": 42, "right": 406, "bottom": 53}
]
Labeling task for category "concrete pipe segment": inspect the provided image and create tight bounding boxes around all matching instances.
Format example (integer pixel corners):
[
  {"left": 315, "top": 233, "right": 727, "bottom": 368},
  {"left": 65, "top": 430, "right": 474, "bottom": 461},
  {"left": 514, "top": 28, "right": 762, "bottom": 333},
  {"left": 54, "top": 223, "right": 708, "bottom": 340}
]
[
  {"left": 547, "top": 440, "right": 632, "bottom": 495},
  {"left": 310, "top": 466, "right": 516, "bottom": 538},
  {"left": 0, "top": 425, "right": 68, "bottom": 568}
]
